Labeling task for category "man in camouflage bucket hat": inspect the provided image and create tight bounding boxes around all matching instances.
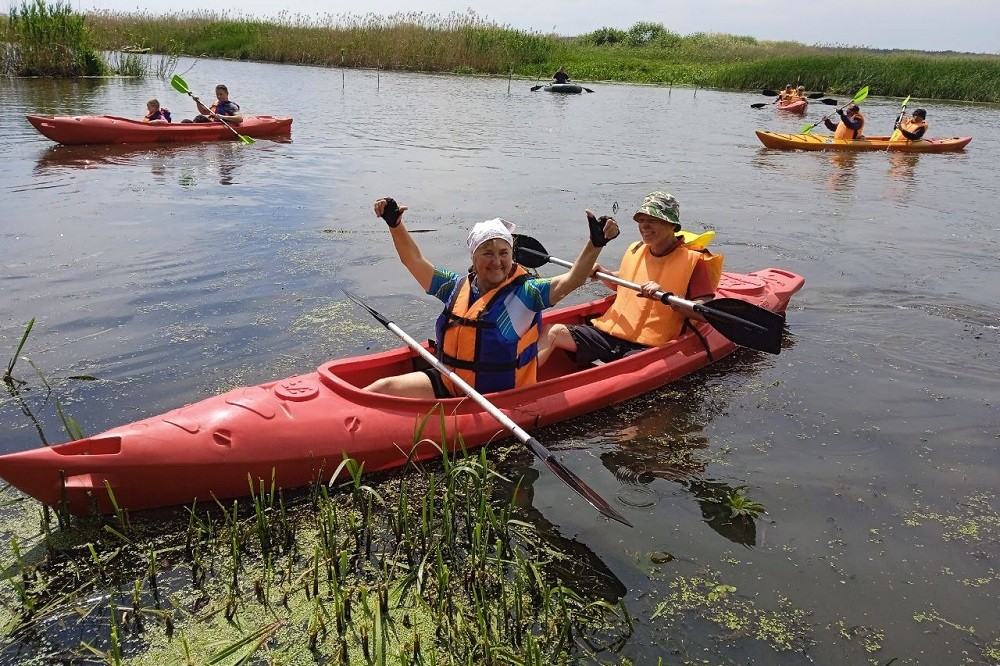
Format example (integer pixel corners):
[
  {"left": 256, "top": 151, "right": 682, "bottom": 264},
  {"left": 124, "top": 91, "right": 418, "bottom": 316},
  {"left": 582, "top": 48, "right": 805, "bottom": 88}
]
[
  {"left": 536, "top": 190, "right": 715, "bottom": 367},
  {"left": 635, "top": 191, "right": 681, "bottom": 229}
]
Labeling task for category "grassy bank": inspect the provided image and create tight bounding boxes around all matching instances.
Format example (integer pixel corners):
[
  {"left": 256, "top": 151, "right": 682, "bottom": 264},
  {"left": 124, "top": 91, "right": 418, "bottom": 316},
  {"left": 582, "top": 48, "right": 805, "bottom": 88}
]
[{"left": 79, "top": 10, "right": 1000, "bottom": 102}]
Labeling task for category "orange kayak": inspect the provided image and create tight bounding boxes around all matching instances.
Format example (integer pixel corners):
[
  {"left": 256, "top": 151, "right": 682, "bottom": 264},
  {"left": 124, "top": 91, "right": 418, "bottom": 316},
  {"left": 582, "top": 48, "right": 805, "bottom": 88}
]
[
  {"left": 756, "top": 130, "right": 972, "bottom": 152},
  {"left": 26, "top": 114, "right": 292, "bottom": 145},
  {"left": 0, "top": 269, "right": 804, "bottom": 515}
]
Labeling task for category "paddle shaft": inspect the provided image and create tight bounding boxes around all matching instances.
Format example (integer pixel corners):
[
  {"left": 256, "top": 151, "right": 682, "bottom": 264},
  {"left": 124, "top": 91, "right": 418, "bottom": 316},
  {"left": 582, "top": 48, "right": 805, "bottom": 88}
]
[
  {"left": 889, "top": 95, "right": 911, "bottom": 145},
  {"left": 345, "top": 292, "right": 633, "bottom": 527},
  {"left": 537, "top": 253, "right": 754, "bottom": 327}
]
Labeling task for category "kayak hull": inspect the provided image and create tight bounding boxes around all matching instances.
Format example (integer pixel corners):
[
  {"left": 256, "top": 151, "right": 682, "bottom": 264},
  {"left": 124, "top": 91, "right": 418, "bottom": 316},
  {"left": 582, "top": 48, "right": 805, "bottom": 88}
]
[
  {"left": 775, "top": 99, "right": 808, "bottom": 114},
  {"left": 756, "top": 130, "right": 971, "bottom": 152},
  {"left": 543, "top": 83, "right": 583, "bottom": 94},
  {"left": 25, "top": 114, "right": 293, "bottom": 145},
  {"left": 0, "top": 269, "right": 804, "bottom": 515}
]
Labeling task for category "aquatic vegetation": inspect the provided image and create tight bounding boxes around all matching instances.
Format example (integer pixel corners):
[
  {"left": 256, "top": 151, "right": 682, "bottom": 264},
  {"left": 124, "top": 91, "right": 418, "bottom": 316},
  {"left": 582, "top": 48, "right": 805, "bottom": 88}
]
[
  {"left": 722, "top": 489, "right": 766, "bottom": 519},
  {"left": 0, "top": 442, "right": 632, "bottom": 662},
  {"left": 0, "top": 0, "right": 106, "bottom": 76},
  {"left": 75, "top": 12, "right": 1000, "bottom": 101},
  {"left": 650, "top": 569, "right": 814, "bottom": 653}
]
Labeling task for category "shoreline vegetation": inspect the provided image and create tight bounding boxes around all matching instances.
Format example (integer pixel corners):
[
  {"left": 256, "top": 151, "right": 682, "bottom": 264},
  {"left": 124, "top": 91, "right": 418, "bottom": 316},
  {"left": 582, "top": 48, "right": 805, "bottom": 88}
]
[{"left": 3, "top": 3, "right": 1000, "bottom": 102}]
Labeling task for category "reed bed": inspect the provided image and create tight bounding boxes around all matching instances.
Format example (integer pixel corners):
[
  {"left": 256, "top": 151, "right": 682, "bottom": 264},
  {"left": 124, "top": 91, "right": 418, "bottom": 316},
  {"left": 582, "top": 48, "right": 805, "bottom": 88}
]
[
  {"left": 10, "top": 3, "right": 1000, "bottom": 101},
  {"left": 1, "top": 0, "right": 106, "bottom": 76},
  {"left": 0, "top": 441, "right": 631, "bottom": 663}
]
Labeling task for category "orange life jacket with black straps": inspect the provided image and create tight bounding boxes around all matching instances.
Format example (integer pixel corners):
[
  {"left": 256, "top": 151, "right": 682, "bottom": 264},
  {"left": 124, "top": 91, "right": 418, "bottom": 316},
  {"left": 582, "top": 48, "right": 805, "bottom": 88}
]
[
  {"left": 834, "top": 111, "right": 865, "bottom": 139},
  {"left": 897, "top": 117, "right": 928, "bottom": 139},
  {"left": 435, "top": 265, "right": 540, "bottom": 395},
  {"left": 591, "top": 241, "right": 705, "bottom": 347}
]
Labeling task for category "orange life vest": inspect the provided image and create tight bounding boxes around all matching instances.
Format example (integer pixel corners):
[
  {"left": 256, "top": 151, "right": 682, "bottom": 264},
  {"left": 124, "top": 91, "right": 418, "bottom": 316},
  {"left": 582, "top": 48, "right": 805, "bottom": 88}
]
[
  {"left": 591, "top": 241, "right": 704, "bottom": 347},
  {"left": 834, "top": 111, "right": 865, "bottom": 140},
  {"left": 437, "top": 265, "right": 539, "bottom": 395},
  {"left": 892, "top": 117, "right": 929, "bottom": 141}
]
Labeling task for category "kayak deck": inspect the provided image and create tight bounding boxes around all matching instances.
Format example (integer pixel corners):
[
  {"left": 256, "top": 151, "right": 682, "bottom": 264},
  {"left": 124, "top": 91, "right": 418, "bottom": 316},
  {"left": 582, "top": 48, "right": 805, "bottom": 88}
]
[
  {"left": 0, "top": 268, "right": 804, "bottom": 515},
  {"left": 756, "top": 130, "right": 972, "bottom": 152}
]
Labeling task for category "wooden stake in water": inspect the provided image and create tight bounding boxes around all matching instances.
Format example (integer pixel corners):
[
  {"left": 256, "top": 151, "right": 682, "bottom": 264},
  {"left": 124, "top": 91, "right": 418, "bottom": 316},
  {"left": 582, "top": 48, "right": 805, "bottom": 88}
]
[
  {"left": 507, "top": 65, "right": 513, "bottom": 94},
  {"left": 341, "top": 48, "right": 345, "bottom": 89}
]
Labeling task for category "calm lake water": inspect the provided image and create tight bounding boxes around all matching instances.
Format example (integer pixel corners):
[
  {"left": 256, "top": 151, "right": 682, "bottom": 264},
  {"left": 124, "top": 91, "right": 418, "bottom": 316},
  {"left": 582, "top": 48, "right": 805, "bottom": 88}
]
[{"left": 1, "top": 58, "right": 998, "bottom": 663}]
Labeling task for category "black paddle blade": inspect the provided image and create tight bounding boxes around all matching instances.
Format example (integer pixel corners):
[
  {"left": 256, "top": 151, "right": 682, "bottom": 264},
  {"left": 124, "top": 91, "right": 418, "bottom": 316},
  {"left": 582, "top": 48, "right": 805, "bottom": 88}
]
[
  {"left": 512, "top": 234, "right": 551, "bottom": 268},
  {"left": 806, "top": 92, "right": 826, "bottom": 99},
  {"left": 583, "top": 87, "right": 595, "bottom": 93},
  {"left": 525, "top": 438, "right": 632, "bottom": 527},
  {"left": 762, "top": 89, "right": 778, "bottom": 97},
  {"left": 530, "top": 85, "right": 543, "bottom": 91},
  {"left": 342, "top": 290, "right": 391, "bottom": 329},
  {"left": 695, "top": 297, "right": 785, "bottom": 355},
  {"left": 750, "top": 103, "right": 768, "bottom": 109},
  {"left": 819, "top": 98, "right": 838, "bottom": 105}
]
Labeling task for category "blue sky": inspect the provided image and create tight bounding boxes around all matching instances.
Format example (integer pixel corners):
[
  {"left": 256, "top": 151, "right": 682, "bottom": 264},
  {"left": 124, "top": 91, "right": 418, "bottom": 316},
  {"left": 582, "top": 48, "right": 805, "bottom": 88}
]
[{"left": 72, "top": 0, "right": 999, "bottom": 54}]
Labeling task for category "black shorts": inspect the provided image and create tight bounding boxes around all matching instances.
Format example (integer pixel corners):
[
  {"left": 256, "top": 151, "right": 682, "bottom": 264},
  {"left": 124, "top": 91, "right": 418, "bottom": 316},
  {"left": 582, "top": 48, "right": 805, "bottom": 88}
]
[
  {"left": 568, "top": 324, "right": 649, "bottom": 365},
  {"left": 421, "top": 367, "right": 455, "bottom": 399}
]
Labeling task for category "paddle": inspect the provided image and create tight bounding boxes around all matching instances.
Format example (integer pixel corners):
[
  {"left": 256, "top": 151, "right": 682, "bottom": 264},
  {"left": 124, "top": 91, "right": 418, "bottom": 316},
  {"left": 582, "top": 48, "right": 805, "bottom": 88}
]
[
  {"left": 762, "top": 89, "right": 828, "bottom": 100},
  {"left": 889, "top": 95, "right": 911, "bottom": 143},
  {"left": 170, "top": 74, "right": 254, "bottom": 145},
  {"left": 800, "top": 86, "right": 869, "bottom": 134},
  {"left": 513, "top": 234, "right": 785, "bottom": 355},
  {"left": 342, "top": 290, "right": 633, "bottom": 527}
]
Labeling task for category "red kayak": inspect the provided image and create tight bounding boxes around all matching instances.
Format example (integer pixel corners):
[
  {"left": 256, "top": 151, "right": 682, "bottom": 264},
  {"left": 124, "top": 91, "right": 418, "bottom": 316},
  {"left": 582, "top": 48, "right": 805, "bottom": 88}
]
[
  {"left": 25, "top": 114, "right": 292, "bottom": 145},
  {"left": 775, "top": 98, "right": 808, "bottom": 114},
  {"left": 0, "top": 268, "right": 804, "bottom": 515}
]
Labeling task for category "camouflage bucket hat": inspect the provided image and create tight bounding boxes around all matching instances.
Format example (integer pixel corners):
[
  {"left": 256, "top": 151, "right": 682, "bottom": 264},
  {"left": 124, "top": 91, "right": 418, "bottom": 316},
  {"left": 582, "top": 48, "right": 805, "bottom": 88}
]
[{"left": 634, "top": 191, "right": 681, "bottom": 228}]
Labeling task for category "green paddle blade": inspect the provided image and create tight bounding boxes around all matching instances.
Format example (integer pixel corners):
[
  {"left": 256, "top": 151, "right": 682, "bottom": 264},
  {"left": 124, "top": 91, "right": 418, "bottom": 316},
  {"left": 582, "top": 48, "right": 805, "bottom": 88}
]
[
  {"left": 899, "top": 95, "right": 911, "bottom": 107},
  {"left": 170, "top": 74, "right": 189, "bottom": 95}
]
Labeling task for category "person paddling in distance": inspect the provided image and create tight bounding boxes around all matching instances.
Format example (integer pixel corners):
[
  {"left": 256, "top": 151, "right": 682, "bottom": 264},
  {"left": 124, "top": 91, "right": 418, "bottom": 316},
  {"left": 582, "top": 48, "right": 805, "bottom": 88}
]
[
  {"left": 537, "top": 191, "right": 716, "bottom": 367},
  {"left": 794, "top": 85, "right": 807, "bottom": 100},
  {"left": 142, "top": 98, "right": 171, "bottom": 124},
  {"left": 824, "top": 103, "right": 865, "bottom": 139},
  {"left": 182, "top": 84, "right": 243, "bottom": 124},
  {"left": 364, "top": 197, "right": 620, "bottom": 399},
  {"left": 778, "top": 84, "right": 795, "bottom": 102},
  {"left": 892, "top": 108, "right": 928, "bottom": 141},
  {"left": 553, "top": 66, "right": 570, "bottom": 84}
]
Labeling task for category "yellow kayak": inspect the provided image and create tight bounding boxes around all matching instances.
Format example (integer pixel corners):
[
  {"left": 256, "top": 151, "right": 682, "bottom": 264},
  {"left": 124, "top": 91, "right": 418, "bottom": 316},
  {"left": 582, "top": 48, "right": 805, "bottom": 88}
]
[{"left": 756, "top": 131, "right": 971, "bottom": 153}]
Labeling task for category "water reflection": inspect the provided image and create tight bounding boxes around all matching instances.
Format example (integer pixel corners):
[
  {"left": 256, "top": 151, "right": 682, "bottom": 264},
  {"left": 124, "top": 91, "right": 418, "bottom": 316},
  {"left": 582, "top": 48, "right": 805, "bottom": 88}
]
[
  {"left": 33, "top": 142, "right": 245, "bottom": 186},
  {"left": 824, "top": 151, "right": 858, "bottom": 193}
]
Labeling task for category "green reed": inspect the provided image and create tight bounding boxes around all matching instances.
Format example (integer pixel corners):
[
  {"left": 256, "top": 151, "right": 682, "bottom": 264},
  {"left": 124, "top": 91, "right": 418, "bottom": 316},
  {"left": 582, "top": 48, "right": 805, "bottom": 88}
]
[
  {"left": 1, "top": 0, "right": 106, "bottom": 76},
  {"left": 0, "top": 442, "right": 631, "bottom": 663}
]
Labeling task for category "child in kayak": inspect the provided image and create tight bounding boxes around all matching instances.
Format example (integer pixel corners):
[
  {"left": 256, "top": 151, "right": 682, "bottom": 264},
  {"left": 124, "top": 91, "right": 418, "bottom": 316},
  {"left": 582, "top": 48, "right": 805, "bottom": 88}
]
[
  {"left": 143, "top": 99, "right": 171, "bottom": 124},
  {"left": 364, "top": 197, "right": 619, "bottom": 399}
]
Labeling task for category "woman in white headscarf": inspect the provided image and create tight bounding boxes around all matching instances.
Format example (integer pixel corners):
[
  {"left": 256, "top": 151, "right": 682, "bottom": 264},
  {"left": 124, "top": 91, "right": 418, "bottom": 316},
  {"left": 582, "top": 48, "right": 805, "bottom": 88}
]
[{"left": 365, "top": 197, "right": 619, "bottom": 399}]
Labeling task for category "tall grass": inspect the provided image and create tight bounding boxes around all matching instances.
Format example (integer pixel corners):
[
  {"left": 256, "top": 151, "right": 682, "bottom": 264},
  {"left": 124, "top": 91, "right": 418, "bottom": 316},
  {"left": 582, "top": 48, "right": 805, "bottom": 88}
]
[
  {"left": 1, "top": 0, "right": 106, "bottom": 76},
  {"left": 85, "top": 9, "right": 554, "bottom": 73}
]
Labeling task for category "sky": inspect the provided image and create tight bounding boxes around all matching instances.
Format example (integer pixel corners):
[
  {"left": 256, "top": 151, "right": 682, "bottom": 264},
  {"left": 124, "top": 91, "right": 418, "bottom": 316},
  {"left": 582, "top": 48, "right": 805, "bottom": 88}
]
[{"left": 70, "top": 0, "right": 998, "bottom": 55}]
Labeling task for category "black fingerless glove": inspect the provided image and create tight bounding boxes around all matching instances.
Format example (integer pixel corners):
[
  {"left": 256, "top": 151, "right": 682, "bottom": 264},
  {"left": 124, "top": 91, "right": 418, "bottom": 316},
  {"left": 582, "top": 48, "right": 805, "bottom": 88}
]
[
  {"left": 380, "top": 197, "right": 403, "bottom": 228},
  {"left": 836, "top": 109, "right": 846, "bottom": 118},
  {"left": 588, "top": 213, "right": 616, "bottom": 247}
]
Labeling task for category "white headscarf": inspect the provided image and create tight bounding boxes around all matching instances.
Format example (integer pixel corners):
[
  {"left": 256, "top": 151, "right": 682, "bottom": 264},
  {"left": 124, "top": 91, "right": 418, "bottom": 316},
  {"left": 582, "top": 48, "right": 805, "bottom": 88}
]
[{"left": 466, "top": 217, "right": 515, "bottom": 258}]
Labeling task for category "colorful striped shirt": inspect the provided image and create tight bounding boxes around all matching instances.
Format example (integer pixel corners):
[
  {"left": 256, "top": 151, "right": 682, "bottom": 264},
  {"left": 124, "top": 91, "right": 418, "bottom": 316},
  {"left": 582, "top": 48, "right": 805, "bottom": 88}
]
[{"left": 427, "top": 268, "right": 552, "bottom": 342}]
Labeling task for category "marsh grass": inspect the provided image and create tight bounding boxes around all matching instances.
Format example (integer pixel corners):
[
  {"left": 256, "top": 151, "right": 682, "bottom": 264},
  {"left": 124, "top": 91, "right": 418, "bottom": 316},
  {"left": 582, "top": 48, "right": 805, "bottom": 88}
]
[
  {"left": 1, "top": 0, "right": 106, "bottom": 76},
  {"left": 78, "top": 12, "right": 1000, "bottom": 101},
  {"left": 0, "top": 439, "right": 632, "bottom": 663}
]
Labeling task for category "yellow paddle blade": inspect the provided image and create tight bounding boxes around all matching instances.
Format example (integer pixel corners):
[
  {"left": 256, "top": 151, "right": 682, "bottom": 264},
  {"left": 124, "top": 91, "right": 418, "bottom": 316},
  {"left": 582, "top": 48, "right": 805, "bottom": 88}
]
[{"left": 680, "top": 229, "right": 715, "bottom": 249}]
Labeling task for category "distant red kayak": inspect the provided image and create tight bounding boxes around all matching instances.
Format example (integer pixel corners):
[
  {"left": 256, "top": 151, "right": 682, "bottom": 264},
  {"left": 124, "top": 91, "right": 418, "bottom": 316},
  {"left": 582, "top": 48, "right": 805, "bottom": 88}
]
[
  {"left": 0, "top": 268, "right": 804, "bottom": 515},
  {"left": 775, "top": 99, "right": 808, "bottom": 114},
  {"left": 25, "top": 114, "right": 292, "bottom": 145}
]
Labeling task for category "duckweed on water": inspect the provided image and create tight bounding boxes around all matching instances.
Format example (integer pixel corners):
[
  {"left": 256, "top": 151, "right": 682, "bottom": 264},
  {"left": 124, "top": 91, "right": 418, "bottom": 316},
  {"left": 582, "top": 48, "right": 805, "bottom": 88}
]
[
  {"left": 650, "top": 569, "right": 813, "bottom": 653},
  {"left": 0, "top": 444, "right": 632, "bottom": 663}
]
